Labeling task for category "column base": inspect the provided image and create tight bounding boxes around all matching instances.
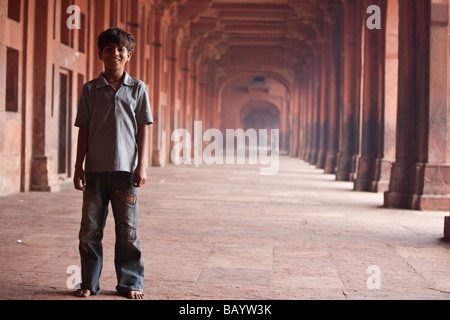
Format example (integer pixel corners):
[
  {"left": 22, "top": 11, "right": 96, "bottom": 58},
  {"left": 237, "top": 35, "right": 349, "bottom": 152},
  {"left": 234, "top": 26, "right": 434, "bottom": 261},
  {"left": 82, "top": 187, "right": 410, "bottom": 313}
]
[
  {"left": 383, "top": 191, "right": 422, "bottom": 210},
  {"left": 444, "top": 216, "right": 450, "bottom": 240},
  {"left": 354, "top": 179, "right": 373, "bottom": 192},
  {"left": 373, "top": 158, "right": 392, "bottom": 193},
  {"left": 384, "top": 162, "right": 450, "bottom": 210},
  {"left": 152, "top": 149, "right": 166, "bottom": 167},
  {"left": 349, "top": 155, "right": 360, "bottom": 182},
  {"left": 419, "top": 194, "right": 450, "bottom": 211},
  {"left": 309, "top": 149, "right": 318, "bottom": 166},
  {"left": 336, "top": 171, "right": 353, "bottom": 182},
  {"left": 324, "top": 152, "right": 337, "bottom": 174},
  {"left": 354, "top": 156, "right": 375, "bottom": 192},
  {"left": 354, "top": 157, "right": 391, "bottom": 192},
  {"left": 316, "top": 150, "right": 326, "bottom": 169},
  {"left": 335, "top": 153, "right": 355, "bottom": 182},
  {"left": 30, "top": 156, "right": 60, "bottom": 192}
]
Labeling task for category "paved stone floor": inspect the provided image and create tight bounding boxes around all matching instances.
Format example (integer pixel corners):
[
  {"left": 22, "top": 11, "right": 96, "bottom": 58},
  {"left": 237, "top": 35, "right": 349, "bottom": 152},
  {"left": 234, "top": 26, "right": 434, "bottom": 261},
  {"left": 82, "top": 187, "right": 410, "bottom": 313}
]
[{"left": 0, "top": 156, "right": 449, "bottom": 300}]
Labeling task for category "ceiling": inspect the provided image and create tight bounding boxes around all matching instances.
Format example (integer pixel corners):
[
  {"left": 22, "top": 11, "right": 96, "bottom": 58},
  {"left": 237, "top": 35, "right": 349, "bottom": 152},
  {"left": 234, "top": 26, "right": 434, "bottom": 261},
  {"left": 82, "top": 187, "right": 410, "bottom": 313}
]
[{"left": 161, "top": 0, "right": 341, "bottom": 78}]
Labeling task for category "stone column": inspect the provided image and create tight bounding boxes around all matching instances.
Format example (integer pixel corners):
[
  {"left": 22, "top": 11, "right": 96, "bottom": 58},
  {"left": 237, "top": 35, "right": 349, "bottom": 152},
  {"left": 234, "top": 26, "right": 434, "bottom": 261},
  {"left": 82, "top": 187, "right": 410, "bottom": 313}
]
[
  {"left": 324, "top": 4, "right": 343, "bottom": 174},
  {"left": 304, "top": 63, "right": 315, "bottom": 161},
  {"left": 336, "top": 0, "right": 360, "bottom": 181},
  {"left": 445, "top": 216, "right": 450, "bottom": 239},
  {"left": 420, "top": 0, "right": 450, "bottom": 210},
  {"left": 354, "top": 0, "right": 387, "bottom": 191},
  {"left": 30, "top": 0, "right": 58, "bottom": 192},
  {"left": 377, "top": 0, "right": 399, "bottom": 192},
  {"left": 316, "top": 26, "right": 331, "bottom": 170},
  {"left": 166, "top": 26, "right": 181, "bottom": 165},
  {"left": 308, "top": 50, "right": 321, "bottom": 165},
  {"left": 291, "top": 67, "right": 302, "bottom": 158},
  {"left": 151, "top": 7, "right": 168, "bottom": 167},
  {"left": 348, "top": 0, "right": 364, "bottom": 181},
  {"left": 298, "top": 64, "right": 309, "bottom": 159},
  {"left": 384, "top": 0, "right": 450, "bottom": 210}
]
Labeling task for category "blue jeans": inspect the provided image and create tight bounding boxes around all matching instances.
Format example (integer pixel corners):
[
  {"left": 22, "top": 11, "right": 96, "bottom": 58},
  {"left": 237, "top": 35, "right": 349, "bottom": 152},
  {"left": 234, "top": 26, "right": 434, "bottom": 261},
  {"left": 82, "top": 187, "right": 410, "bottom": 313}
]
[{"left": 78, "top": 171, "right": 144, "bottom": 295}]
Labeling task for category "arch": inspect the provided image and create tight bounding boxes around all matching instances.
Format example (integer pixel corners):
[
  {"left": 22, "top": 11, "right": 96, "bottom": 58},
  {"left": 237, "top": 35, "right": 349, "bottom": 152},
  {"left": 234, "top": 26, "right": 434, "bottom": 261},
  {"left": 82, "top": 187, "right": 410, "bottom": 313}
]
[
  {"left": 218, "top": 72, "right": 291, "bottom": 152},
  {"left": 239, "top": 100, "right": 280, "bottom": 132},
  {"left": 217, "top": 70, "right": 294, "bottom": 114}
]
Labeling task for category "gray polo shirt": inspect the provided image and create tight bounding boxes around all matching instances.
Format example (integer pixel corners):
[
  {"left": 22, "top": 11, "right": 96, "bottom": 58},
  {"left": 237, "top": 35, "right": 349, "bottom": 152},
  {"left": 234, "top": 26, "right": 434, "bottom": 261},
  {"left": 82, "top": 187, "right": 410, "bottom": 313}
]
[{"left": 75, "top": 72, "right": 153, "bottom": 173}]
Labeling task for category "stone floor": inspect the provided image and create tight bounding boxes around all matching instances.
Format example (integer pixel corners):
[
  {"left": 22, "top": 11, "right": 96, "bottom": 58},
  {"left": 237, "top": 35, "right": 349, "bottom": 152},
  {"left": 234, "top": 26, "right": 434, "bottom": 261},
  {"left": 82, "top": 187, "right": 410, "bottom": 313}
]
[{"left": 0, "top": 156, "right": 449, "bottom": 300}]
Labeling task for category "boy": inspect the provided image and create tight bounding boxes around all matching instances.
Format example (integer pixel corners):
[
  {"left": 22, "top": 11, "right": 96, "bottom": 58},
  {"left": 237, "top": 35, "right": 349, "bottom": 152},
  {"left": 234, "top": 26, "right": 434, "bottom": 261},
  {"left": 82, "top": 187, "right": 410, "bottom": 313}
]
[{"left": 73, "top": 27, "right": 153, "bottom": 299}]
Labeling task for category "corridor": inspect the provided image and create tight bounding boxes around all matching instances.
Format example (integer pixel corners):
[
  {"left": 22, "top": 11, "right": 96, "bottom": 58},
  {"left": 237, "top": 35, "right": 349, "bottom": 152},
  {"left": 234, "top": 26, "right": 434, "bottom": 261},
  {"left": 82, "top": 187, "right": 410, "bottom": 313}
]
[
  {"left": 0, "top": 0, "right": 450, "bottom": 302},
  {"left": 0, "top": 157, "right": 448, "bottom": 300},
  {"left": 1, "top": 0, "right": 450, "bottom": 211}
]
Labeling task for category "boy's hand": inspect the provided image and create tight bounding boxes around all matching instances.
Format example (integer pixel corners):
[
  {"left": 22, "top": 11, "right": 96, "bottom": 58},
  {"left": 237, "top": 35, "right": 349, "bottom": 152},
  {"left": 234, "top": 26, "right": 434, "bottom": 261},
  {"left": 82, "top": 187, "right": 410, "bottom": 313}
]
[
  {"left": 73, "top": 167, "right": 86, "bottom": 191},
  {"left": 133, "top": 165, "right": 147, "bottom": 188}
]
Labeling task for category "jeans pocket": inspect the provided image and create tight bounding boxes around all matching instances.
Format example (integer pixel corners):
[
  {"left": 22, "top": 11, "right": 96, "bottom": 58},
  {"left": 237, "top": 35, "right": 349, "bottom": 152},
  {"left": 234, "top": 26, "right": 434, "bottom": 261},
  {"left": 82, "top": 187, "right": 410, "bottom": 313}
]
[{"left": 118, "top": 172, "right": 134, "bottom": 187}]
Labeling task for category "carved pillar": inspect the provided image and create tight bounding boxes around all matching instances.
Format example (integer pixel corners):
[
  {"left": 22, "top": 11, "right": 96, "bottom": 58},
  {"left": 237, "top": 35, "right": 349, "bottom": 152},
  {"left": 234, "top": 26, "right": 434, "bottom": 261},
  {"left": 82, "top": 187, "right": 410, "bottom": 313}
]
[
  {"left": 298, "top": 64, "right": 309, "bottom": 159},
  {"left": 354, "top": 0, "right": 387, "bottom": 191},
  {"left": 166, "top": 25, "right": 181, "bottom": 165},
  {"left": 151, "top": 7, "right": 168, "bottom": 167},
  {"left": 308, "top": 50, "right": 321, "bottom": 165},
  {"left": 348, "top": 0, "right": 364, "bottom": 181},
  {"left": 377, "top": 0, "right": 399, "bottom": 191},
  {"left": 324, "top": 3, "right": 343, "bottom": 174},
  {"left": 291, "top": 67, "right": 302, "bottom": 158},
  {"left": 420, "top": 0, "right": 450, "bottom": 209},
  {"left": 316, "top": 26, "right": 331, "bottom": 169},
  {"left": 336, "top": 0, "right": 360, "bottom": 181},
  {"left": 30, "top": 0, "right": 58, "bottom": 192},
  {"left": 303, "top": 63, "right": 315, "bottom": 161},
  {"left": 384, "top": 0, "right": 450, "bottom": 210}
]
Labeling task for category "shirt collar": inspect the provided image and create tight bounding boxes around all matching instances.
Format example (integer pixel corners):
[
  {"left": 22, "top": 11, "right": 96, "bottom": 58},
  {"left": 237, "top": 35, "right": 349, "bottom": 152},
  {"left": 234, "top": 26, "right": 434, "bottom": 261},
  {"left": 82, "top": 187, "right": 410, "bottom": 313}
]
[{"left": 96, "top": 71, "right": 134, "bottom": 88}]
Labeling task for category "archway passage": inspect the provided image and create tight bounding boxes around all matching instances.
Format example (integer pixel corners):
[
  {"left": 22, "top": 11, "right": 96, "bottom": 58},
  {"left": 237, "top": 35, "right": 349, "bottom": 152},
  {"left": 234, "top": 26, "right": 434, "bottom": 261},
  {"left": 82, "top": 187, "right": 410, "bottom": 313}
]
[
  {"left": 220, "top": 74, "right": 290, "bottom": 152},
  {"left": 241, "top": 101, "right": 280, "bottom": 133},
  {"left": 0, "top": 0, "right": 449, "bottom": 303},
  {"left": 240, "top": 101, "right": 281, "bottom": 155},
  {"left": 0, "top": 0, "right": 449, "bottom": 213}
]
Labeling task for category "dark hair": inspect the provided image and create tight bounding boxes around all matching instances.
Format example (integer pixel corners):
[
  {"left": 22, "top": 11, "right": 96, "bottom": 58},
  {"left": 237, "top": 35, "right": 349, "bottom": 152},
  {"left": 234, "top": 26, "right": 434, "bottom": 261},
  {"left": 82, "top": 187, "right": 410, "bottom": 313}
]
[{"left": 97, "top": 27, "right": 135, "bottom": 52}]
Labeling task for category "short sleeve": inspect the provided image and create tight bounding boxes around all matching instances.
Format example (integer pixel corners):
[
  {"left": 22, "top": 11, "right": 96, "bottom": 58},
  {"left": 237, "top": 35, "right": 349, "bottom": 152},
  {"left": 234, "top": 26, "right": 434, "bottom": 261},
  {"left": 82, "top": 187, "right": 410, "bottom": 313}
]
[
  {"left": 74, "top": 84, "right": 90, "bottom": 127},
  {"left": 135, "top": 82, "right": 153, "bottom": 125}
]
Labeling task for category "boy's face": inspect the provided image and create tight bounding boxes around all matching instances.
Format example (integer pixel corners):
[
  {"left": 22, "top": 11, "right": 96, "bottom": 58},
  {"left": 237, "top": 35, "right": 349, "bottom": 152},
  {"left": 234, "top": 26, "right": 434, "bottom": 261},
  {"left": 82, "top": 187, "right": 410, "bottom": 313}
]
[{"left": 98, "top": 44, "right": 132, "bottom": 72}]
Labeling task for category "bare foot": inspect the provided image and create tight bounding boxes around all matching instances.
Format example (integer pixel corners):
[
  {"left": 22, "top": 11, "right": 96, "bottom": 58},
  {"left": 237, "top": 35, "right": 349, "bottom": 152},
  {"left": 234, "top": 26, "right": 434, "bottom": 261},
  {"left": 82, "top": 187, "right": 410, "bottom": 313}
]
[
  {"left": 127, "top": 290, "right": 144, "bottom": 299},
  {"left": 73, "top": 288, "right": 91, "bottom": 298}
]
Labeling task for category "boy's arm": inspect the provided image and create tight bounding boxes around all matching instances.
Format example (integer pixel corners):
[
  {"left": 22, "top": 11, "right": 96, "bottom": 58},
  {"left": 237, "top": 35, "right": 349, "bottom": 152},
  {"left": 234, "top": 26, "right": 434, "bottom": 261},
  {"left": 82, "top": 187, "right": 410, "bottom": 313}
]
[
  {"left": 73, "top": 127, "right": 89, "bottom": 191},
  {"left": 133, "top": 123, "right": 149, "bottom": 188}
]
